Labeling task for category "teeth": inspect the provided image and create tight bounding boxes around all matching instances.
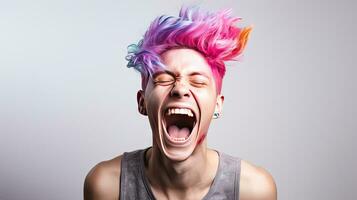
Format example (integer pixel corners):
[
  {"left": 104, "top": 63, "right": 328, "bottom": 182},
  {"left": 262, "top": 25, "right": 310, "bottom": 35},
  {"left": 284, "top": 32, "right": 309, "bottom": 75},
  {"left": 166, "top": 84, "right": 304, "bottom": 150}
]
[
  {"left": 170, "top": 136, "right": 187, "bottom": 141},
  {"left": 166, "top": 108, "right": 194, "bottom": 117}
]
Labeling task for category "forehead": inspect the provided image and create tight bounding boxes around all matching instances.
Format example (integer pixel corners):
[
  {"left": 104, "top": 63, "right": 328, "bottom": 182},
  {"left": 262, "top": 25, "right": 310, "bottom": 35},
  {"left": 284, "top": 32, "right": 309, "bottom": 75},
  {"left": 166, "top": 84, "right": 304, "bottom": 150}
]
[{"left": 159, "top": 48, "right": 213, "bottom": 76}]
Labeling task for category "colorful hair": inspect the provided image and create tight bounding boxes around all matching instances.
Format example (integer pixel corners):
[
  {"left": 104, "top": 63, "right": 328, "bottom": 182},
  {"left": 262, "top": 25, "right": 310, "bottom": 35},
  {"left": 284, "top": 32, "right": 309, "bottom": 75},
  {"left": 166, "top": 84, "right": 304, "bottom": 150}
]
[{"left": 126, "top": 6, "right": 252, "bottom": 93}]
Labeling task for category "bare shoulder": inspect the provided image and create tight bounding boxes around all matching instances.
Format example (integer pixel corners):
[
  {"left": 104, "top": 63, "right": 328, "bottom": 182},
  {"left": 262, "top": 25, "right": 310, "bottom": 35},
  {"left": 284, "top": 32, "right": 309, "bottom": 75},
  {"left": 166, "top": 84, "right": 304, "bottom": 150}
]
[
  {"left": 83, "top": 155, "right": 123, "bottom": 200},
  {"left": 239, "top": 160, "right": 277, "bottom": 200}
]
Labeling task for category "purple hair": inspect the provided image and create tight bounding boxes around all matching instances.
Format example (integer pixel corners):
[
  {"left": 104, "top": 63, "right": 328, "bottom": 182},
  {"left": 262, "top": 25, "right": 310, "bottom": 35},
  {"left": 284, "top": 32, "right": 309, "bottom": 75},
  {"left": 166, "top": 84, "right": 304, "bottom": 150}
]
[{"left": 126, "top": 6, "right": 252, "bottom": 93}]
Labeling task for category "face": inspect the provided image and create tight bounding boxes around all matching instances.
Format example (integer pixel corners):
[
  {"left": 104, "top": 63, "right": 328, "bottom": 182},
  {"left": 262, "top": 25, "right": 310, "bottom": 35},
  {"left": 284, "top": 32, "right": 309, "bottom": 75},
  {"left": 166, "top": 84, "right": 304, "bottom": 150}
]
[{"left": 137, "top": 48, "right": 224, "bottom": 161}]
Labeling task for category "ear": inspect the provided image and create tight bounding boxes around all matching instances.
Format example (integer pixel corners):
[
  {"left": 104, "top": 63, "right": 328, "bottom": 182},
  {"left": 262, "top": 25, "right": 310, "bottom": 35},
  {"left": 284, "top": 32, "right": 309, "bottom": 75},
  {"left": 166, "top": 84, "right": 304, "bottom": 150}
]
[
  {"left": 214, "top": 94, "right": 224, "bottom": 116},
  {"left": 137, "top": 90, "right": 147, "bottom": 116}
]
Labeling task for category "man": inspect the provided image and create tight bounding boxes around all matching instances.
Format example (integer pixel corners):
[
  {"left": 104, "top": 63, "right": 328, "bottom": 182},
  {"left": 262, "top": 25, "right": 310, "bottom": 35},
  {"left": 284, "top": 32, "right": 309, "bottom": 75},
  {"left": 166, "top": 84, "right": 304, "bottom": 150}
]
[{"left": 84, "top": 6, "right": 277, "bottom": 200}]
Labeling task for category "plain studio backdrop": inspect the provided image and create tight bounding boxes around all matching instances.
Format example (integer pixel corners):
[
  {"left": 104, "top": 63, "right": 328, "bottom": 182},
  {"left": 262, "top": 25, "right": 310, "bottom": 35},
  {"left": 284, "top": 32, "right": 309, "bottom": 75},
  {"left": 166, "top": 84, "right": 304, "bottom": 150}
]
[{"left": 0, "top": 0, "right": 356, "bottom": 199}]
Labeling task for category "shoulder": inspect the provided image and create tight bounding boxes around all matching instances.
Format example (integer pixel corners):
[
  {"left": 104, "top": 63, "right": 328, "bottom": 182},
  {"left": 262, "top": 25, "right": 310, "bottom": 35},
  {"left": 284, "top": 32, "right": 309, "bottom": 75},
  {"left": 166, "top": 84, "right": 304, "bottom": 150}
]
[
  {"left": 239, "top": 159, "right": 277, "bottom": 200},
  {"left": 83, "top": 155, "right": 122, "bottom": 200}
]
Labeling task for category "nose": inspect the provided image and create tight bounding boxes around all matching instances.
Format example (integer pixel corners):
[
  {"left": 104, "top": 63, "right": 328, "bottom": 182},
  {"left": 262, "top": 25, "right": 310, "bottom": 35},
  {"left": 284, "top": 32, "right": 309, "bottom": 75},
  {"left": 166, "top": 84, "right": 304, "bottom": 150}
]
[{"left": 170, "top": 81, "right": 191, "bottom": 98}]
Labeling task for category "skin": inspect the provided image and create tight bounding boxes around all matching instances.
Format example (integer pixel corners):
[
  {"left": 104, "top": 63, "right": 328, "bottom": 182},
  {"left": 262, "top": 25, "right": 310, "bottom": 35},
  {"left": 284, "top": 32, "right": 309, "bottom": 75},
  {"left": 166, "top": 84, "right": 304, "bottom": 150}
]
[{"left": 84, "top": 48, "right": 277, "bottom": 200}]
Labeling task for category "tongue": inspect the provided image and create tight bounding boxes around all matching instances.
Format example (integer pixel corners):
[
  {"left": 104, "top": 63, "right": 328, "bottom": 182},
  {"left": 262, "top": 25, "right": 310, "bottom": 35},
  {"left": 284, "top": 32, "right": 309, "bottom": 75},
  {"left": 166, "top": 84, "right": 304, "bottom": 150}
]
[{"left": 167, "top": 125, "right": 190, "bottom": 139}]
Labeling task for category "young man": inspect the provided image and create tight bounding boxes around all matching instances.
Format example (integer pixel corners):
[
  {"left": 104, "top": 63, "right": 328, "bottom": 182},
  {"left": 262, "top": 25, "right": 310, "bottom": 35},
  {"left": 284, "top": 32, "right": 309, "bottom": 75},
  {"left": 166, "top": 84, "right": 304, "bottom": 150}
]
[{"left": 84, "top": 6, "right": 277, "bottom": 200}]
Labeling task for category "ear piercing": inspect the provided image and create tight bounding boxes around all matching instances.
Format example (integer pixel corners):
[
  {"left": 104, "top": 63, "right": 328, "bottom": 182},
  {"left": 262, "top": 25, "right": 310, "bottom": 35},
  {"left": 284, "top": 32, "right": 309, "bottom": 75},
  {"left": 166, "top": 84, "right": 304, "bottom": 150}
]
[{"left": 213, "top": 112, "right": 220, "bottom": 119}]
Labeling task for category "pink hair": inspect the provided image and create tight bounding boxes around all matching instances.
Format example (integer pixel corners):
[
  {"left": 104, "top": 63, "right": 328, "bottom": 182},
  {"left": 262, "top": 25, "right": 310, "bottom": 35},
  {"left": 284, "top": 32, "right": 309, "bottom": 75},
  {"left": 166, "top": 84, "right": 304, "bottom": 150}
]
[{"left": 126, "top": 6, "right": 252, "bottom": 93}]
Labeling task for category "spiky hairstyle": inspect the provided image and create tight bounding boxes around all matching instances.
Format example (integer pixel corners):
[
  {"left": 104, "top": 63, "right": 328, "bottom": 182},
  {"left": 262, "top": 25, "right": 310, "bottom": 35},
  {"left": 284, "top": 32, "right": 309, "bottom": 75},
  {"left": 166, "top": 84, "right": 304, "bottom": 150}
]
[{"left": 126, "top": 6, "right": 252, "bottom": 93}]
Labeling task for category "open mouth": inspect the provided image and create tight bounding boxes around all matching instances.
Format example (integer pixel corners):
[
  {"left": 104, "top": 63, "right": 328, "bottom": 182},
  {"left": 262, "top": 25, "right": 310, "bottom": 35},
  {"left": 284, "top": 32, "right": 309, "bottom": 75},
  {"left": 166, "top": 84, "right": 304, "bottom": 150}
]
[{"left": 163, "top": 107, "right": 197, "bottom": 143}]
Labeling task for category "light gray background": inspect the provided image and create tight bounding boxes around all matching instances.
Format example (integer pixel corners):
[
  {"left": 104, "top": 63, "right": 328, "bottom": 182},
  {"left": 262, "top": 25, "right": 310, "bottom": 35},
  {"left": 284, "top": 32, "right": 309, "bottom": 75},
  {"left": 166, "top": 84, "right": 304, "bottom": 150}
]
[{"left": 0, "top": 0, "right": 356, "bottom": 199}]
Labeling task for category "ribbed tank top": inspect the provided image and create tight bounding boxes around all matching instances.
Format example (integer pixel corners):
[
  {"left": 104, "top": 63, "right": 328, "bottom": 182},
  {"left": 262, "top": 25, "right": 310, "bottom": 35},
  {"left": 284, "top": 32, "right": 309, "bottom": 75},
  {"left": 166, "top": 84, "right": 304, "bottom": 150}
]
[{"left": 119, "top": 148, "right": 241, "bottom": 200}]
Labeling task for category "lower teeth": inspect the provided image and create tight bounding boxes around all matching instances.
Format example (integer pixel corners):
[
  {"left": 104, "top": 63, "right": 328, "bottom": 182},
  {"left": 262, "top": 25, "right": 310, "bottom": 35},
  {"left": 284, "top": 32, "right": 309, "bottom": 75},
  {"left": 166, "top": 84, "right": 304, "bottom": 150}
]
[{"left": 171, "top": 137, "right": 187, "bottom": 141}]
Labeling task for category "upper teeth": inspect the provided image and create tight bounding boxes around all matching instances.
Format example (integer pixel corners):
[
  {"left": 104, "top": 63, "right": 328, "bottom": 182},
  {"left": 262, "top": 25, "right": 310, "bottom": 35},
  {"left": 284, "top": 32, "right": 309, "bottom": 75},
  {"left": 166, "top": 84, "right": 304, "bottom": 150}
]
[{"left": 166, "top": 108, "right": 194, "bottom": 117}]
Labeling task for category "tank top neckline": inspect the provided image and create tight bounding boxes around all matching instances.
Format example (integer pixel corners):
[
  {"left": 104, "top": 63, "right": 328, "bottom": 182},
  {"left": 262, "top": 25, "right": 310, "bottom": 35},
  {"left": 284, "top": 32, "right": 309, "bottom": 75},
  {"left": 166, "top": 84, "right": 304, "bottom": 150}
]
[{"left": 138, "top": 147, "right": 223, "bottom": 200}]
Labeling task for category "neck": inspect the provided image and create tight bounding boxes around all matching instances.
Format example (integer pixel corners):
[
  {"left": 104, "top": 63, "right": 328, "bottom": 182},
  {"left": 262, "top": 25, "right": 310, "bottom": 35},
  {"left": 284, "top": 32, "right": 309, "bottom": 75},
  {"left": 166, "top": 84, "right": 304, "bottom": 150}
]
[{"left": 145, "top": 141, "right": 219, "bottom": 198}]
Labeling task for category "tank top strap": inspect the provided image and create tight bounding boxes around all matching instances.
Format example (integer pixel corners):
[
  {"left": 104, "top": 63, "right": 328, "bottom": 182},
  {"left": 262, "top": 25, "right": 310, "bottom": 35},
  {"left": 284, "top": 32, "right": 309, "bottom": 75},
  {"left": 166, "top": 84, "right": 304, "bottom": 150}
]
[
  {"left": 119, "top": 148, "right": 154, "bottom": 200},
  {"left": 202, "top": 151, "right": 241, "bottom": 200}
]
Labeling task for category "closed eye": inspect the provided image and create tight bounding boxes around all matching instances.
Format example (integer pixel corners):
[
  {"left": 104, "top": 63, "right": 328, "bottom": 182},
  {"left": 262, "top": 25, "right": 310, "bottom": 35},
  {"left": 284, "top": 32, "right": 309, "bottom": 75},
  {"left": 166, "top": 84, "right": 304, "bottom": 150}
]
[
  {"left": 153, "top": 72, "right": 175, "bottom": 86},
  {"left": 189, "top": 75, "right": 209, "bottom": 87}
]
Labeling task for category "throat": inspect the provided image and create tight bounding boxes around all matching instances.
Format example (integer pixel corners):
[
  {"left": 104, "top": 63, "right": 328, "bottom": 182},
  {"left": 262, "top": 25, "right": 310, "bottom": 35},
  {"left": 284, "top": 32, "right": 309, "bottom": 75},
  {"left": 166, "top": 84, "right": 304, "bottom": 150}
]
[{"left": 146, "top": 148, "right": 218, "bottom": 191}]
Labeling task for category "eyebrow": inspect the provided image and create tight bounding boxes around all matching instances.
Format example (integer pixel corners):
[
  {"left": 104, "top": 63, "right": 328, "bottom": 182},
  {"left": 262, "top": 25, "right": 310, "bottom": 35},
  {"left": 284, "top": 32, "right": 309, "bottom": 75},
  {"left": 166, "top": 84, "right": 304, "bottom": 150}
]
[
  {"left": 152, "top": 70, "right": 176, "bottom": 78},
  {"left": 188, "top": 72, "right": 210, "bottom": 79}
]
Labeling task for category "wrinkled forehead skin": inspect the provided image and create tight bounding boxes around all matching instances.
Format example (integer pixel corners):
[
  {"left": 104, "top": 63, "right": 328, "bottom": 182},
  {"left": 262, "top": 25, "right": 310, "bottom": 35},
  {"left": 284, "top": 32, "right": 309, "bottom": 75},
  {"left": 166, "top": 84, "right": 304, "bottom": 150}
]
[{"left": 159, "top": 48, "right": 217, "bottom": 91}]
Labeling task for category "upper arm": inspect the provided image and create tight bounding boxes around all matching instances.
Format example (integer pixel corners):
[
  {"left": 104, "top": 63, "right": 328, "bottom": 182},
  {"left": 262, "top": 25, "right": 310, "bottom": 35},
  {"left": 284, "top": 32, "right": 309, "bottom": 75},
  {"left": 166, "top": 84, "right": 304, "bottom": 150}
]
[
  {"left": 84, "top": 156, "right": 122, "bottom": 200},
  {"left": 250, "top": 167, "right": 277, "bottom": 200},
  {"left": 240, "top": 160, "right": 277, "bottom": 200}
]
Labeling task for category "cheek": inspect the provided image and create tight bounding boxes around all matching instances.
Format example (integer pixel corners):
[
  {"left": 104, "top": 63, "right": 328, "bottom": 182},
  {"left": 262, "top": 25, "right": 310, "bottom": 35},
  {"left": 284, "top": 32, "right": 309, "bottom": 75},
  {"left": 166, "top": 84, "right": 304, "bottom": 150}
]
[
  {"left": 145, "top": 88, "right": 168, "bottom": 111},
  {"left": 194, "top": 90, "right": 217, "bottom": 125},
  {"left": 197, "top": 91, "right": 217, "bottom": 116},
  {"left": 145, "top": 89, "right": 170, "bottom": 136},
  {"left": 146, "top": 94, "right": 160, "bottom": 113}
]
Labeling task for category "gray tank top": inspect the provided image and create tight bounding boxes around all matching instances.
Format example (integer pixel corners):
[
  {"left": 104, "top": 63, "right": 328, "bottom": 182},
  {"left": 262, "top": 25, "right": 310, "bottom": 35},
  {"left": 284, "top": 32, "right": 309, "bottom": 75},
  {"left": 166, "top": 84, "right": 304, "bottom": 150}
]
[{"left": 119, "top": 148, "right": 241, "bottom": 200}]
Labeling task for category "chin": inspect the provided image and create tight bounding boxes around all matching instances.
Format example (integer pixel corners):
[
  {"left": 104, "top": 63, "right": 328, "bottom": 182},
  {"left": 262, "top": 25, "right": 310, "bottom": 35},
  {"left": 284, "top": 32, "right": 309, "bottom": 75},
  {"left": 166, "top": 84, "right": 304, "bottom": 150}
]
[{"left": 161, "top": 145, "right": 196, "bottom": 161}]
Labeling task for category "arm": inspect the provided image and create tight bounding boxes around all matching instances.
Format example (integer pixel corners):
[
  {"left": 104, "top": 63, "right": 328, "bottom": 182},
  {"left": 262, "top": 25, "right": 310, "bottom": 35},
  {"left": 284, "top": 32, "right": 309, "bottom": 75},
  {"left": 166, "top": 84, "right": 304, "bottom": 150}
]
[
  {"left": 239, "top": 160, "right": 277, "bottom": 200},
  {"left": 84, "top": 156, "right": 122, "bottom": 200}
]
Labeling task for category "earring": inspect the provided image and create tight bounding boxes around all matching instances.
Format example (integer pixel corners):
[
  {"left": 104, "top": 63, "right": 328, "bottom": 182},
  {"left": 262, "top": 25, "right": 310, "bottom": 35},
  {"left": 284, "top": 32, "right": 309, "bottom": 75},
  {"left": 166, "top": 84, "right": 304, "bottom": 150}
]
[{"left": 213, "top": 112, "right": 220, "bottom": 119}]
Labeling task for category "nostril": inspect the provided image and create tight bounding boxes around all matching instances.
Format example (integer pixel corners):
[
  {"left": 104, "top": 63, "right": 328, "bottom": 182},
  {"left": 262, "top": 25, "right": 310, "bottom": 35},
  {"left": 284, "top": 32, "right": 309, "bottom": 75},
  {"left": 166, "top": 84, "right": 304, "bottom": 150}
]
[
  {"left": 170, "top": 88, "right": 179, "bottom": 97},
  {"left": 170, "top": 90, "right": 190, "bottom": 98},
  {"left": 171, "top": 91, "right": 180, "bottom": 97},
  {"left": 170, "top": 84, "right": 190, "bottom": 98}
]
